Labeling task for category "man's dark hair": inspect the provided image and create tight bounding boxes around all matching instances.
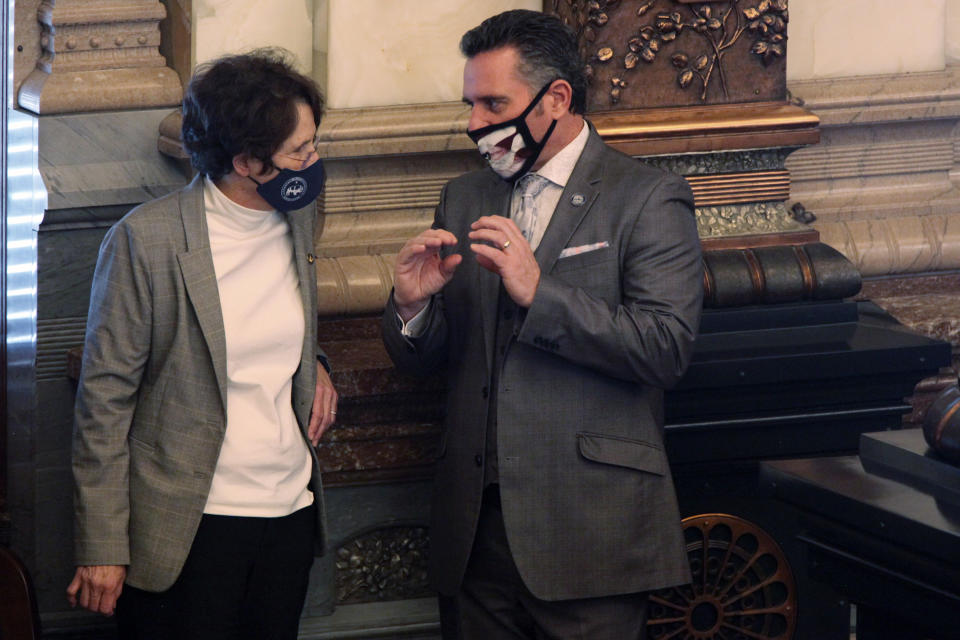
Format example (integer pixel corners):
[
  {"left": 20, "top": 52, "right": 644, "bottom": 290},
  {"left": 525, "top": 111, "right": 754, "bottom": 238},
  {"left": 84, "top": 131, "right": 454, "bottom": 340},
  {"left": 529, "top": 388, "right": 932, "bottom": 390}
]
[
  {"left": 181, "top": 48, "right": 324, "bottom": 180},
  {"left": 460, "top": 10, "right": 587, "bottom": 115}
]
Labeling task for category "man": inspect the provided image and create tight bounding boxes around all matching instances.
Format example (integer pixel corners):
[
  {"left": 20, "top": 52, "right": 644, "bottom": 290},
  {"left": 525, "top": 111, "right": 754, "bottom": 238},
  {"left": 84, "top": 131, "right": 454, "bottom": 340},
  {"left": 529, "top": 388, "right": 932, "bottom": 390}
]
[
  {"left": 67, "top": 50, "right": 337, "bottom": 639},
  {"left": 381, "top": 9, "right": 703, "bottom": 640}
]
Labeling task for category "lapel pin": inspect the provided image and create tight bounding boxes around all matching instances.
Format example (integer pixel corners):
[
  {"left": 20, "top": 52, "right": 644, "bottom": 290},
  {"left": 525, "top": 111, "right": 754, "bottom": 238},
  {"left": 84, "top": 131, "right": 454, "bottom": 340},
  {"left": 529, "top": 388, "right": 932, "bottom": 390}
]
[
  {"left": 307, "top": 253, "right": 316, "bottom": 264},
  {"left": 570, "top": 194, "right": 586, "bottom": 206}
]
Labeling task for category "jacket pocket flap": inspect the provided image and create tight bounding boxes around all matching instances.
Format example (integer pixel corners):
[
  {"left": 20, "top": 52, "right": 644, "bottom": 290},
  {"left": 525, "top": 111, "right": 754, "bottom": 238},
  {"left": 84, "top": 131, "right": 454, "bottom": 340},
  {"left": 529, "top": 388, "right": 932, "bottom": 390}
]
[
  {"left": 577, "top": 432, "right": 666, "bottom": 475},
  {"left": 553, "top": 246, "right": 613, "bottom": 273}
]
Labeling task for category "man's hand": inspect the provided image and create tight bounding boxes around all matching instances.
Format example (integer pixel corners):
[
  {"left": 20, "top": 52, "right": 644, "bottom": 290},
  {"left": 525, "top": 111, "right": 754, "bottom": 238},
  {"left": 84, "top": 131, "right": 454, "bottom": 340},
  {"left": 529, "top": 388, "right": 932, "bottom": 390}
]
[
  {"left": 469, "top": 216, "right": 540, "bottom": 308},
  {"left": 393, "top": 228, "right": 461, "bottom": 322},
  {"left": 308, "top": 361, "right": 338, "bottom": 445},
  {"left": 66, "top": 565, "right": 126, "bottom": 616}
]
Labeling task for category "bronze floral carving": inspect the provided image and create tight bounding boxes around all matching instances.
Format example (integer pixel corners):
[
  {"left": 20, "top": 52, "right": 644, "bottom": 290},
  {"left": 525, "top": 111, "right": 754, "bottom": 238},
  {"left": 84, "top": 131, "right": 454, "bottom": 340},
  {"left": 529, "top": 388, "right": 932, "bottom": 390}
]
[
  {"left": 746, "top": 0, "right": 789, "bottom": 66},
  {"left": 552, "top": 0, "right": 788, "bottom": 107}
]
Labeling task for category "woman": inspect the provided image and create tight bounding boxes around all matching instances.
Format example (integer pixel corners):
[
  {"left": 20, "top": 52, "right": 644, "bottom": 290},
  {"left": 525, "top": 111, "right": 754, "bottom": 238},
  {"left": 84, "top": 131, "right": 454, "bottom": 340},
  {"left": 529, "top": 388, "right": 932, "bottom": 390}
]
[{"left": 66, "top": 49, "right": 337, "bottom": 639}]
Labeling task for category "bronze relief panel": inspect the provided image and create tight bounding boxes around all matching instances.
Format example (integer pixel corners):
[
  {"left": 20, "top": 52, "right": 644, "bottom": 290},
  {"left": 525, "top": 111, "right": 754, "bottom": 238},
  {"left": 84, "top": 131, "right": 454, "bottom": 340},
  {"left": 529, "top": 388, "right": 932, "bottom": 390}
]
[{"left": 549, "top": 0, "right": 788, "bottom": 111}]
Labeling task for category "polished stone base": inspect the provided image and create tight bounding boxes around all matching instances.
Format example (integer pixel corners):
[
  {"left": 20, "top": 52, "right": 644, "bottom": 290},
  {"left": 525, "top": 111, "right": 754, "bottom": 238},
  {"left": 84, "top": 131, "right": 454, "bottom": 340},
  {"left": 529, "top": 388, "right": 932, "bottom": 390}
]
[
  {"left": 859, "top": 429, "right": 960, "bottom": 507},
  {"left": 859, "top": 272, "right": 960, "bottom": 370}
]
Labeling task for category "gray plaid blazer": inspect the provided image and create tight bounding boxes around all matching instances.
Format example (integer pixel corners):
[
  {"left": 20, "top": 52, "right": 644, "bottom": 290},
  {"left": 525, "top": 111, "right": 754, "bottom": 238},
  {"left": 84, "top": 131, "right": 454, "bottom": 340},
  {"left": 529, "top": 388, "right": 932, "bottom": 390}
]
[
  {"left": 72, "top": 175, "right": 327, "bottom": 592},
  {"left": 383, "top": 127, "right": 702, "bottom": 600}
]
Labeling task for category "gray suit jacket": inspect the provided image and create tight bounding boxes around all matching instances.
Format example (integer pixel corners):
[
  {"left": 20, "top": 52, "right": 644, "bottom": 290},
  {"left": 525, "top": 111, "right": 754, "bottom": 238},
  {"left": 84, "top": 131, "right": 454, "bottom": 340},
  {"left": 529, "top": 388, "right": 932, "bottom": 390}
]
[
  {"left": 73, "top": 175, "right": 327, "bottom": 592},
  {"left": 383, "top": 127, "right": 702, "bottom": 600}
]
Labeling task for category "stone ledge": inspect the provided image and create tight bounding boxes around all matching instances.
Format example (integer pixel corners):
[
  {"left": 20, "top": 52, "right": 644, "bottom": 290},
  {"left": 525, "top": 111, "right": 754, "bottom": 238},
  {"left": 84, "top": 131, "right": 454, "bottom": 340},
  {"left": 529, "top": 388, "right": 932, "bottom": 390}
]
[{"left": 788, "top": 64, "right": 960, "bottom": 126}]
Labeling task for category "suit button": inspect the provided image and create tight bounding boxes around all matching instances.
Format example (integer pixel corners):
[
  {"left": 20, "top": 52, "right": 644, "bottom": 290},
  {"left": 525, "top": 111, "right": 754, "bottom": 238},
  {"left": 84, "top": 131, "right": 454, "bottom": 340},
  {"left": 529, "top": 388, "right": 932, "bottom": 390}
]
[
  {"left": 481, "top": 386, "right": 489, "bottom": 399},
  {"left": 475, "top": 454, "right": 483, "bottom": 467}
]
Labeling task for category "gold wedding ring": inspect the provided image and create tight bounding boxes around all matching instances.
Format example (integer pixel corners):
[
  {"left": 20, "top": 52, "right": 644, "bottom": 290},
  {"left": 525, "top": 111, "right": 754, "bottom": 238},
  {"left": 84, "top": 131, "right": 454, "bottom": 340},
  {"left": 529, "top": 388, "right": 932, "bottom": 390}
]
[{"left": 502, "top": 240, "right": 511, "bottom": 250}]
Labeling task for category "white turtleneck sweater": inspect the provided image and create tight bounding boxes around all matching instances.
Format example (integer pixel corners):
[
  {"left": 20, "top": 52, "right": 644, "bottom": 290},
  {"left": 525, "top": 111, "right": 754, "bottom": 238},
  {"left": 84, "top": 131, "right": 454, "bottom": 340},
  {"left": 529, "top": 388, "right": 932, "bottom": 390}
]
[{"left": 201, "top": 177, "right": 313, "bottom": 517}]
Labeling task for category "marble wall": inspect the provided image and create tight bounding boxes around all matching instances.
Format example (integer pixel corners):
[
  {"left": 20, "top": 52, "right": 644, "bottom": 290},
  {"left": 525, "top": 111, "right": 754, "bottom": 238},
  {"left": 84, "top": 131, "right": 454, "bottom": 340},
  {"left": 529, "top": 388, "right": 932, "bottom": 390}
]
[
  {"left": 325, "top": 0, "right": 540, "bottom": 109},
  {"left": 194, "top": 0, "right": 315, "bottom": 73},
  {"left": 187, "top": 0, "right": 541, "bottom": 107},
  {"left": 948, "top": 0, "right": 960, "bottom": 64},
  {"left": 786, "top": 0, "right": 946, "bottom": 81}
]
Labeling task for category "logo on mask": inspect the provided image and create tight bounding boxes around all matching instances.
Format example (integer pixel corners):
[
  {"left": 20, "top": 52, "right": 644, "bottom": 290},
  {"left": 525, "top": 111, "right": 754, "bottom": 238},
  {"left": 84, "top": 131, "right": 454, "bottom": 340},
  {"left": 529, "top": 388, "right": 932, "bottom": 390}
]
[
  {"left": 249, "top": 159, "right": 326, "bottom": 213},
  {"left": 281, "top": 177, "right": 307, "bottom": 201}
]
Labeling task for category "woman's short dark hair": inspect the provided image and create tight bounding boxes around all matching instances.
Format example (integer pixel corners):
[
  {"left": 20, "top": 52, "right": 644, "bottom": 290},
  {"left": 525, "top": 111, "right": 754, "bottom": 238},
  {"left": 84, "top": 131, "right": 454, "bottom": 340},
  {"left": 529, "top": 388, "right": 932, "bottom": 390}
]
[
  {"left": 181, "top": 48, "right": 324, "bottom": 180},
  {"left": 460, "top": 10, "right": 587, "bottom": 115}
]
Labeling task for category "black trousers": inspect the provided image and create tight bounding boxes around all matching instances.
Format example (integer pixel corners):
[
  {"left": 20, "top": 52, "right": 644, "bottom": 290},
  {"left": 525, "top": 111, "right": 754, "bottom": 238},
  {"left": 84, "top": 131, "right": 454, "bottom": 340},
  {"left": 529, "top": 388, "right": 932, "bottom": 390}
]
[
  {"left": 442, "top": 486, "right": 649, "bottom": 640},
  {"left": 116, "top": 505, "right": 315, "bottom": 640}
]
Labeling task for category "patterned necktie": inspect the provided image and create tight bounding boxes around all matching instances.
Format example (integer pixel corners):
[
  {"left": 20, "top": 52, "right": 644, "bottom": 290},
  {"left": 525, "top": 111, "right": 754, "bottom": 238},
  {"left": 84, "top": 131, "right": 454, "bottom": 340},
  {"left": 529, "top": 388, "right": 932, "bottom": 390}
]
[{"left": 513, "top": 173, "right": 550, "bottom": 249}]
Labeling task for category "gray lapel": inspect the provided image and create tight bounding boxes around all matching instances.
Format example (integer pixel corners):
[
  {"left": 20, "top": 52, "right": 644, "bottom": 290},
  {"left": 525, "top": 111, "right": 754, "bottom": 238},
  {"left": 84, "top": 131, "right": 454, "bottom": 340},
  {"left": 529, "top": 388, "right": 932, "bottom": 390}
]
[
  {"left": 284, "top": 201, "right": 317, "bottom": 426},
  {"left": 478, "top": 173, "right": 513, "bottom": 375},
  {"left": 176, "top": 175, "right": 229, "bottom": 413},
  {"left": 534, "top": 127, "right": 604, "bottom": 275}
]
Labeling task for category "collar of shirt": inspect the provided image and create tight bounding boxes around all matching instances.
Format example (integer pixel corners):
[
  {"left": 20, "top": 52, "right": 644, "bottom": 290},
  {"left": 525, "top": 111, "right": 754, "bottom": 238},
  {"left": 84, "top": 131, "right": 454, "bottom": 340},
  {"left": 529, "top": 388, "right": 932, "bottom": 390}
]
[
  {"left": 204, "top": 176, "right": 281, "bottom": 236},
  {"left": 528, "top": 120, "right": 589, "bottom": 189}
]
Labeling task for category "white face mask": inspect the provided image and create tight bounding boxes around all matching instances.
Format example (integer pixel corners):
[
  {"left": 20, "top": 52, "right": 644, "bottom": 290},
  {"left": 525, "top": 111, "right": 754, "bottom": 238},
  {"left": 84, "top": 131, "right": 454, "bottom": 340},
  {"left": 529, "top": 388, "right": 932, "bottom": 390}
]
[
  {"left": 467, "top": 80, "right": 558, "bottom": 183},
  {"left": 474, "top": 125, "right": 529, "bottom": 180}
]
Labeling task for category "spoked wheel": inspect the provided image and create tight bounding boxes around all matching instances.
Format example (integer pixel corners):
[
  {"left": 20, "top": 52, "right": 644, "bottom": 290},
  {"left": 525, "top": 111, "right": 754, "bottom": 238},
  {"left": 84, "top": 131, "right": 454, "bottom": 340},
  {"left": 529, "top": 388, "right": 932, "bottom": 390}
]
[{"left": 647, "top": 514, "right": 797, "bottom": 640}]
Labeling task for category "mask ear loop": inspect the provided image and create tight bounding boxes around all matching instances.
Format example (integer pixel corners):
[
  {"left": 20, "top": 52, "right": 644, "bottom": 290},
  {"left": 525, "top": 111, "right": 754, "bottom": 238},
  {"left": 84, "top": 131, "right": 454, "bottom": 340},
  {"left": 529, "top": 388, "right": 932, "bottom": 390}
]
[
  {"left": 520, "top": 80, "right": 558, "bottom": 120},
  {"left": 508, "top": 81, "right": 561, "bottom": 182},
  {"left": 467, "top": 79, "right": 560, "bottom": 142},
  {"left": 508, "top": 118, "right": 559, "bottom": 183}
]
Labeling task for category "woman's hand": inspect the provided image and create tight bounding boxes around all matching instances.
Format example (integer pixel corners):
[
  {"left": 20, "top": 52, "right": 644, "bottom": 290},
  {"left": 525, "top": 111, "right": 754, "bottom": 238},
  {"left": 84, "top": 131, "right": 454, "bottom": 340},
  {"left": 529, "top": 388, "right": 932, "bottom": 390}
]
[
  {"left": 66, "top": 564, "right": 126, "bottom": 616},
  {"left": 308, "top": 362, "right": 338, "bottom": 445}
]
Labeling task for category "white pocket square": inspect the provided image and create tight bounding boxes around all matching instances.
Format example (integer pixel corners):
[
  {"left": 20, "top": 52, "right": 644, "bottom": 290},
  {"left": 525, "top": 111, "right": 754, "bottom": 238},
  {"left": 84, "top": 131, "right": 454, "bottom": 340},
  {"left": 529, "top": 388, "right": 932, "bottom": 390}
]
[{"left": 558, "top": 241, "right": 609, "bottom": 259}]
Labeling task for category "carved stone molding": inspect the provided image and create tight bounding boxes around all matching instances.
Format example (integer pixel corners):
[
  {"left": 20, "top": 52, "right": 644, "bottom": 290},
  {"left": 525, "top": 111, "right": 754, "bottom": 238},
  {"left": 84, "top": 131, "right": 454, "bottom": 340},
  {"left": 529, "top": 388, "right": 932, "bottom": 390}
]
[
  {"left": 316, "top": 101, "right": 473, "bottom": 159},
  {"left": 18, "top": 0, "right": 182, "bottom": 114},
  {"left": 315, "top": 253, "right": 399, "bottom": 317},
  {"left": 817, "top": 213, "right": 960, "bottom": 278},
  {"left": 787, "top": 65, "right": 960, "bottom": 278}
]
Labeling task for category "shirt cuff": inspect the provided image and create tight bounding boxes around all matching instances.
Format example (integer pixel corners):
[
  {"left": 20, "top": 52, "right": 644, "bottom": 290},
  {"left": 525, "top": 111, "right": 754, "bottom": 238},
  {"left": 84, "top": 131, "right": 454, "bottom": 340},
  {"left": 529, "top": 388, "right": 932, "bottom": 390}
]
[{"left": 399, "top": 300, "right": 431, "bottom": 337}]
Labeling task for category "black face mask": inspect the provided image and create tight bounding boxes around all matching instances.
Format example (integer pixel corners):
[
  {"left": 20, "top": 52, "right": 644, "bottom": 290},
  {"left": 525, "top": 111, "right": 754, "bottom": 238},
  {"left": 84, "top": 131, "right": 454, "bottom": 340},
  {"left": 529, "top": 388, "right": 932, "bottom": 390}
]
[
  {"left": 467, "top": 80, "right": 559, "bottom": 183},
  {"left": 249, "top": 158, "right": 326, "bottom": 213}
]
